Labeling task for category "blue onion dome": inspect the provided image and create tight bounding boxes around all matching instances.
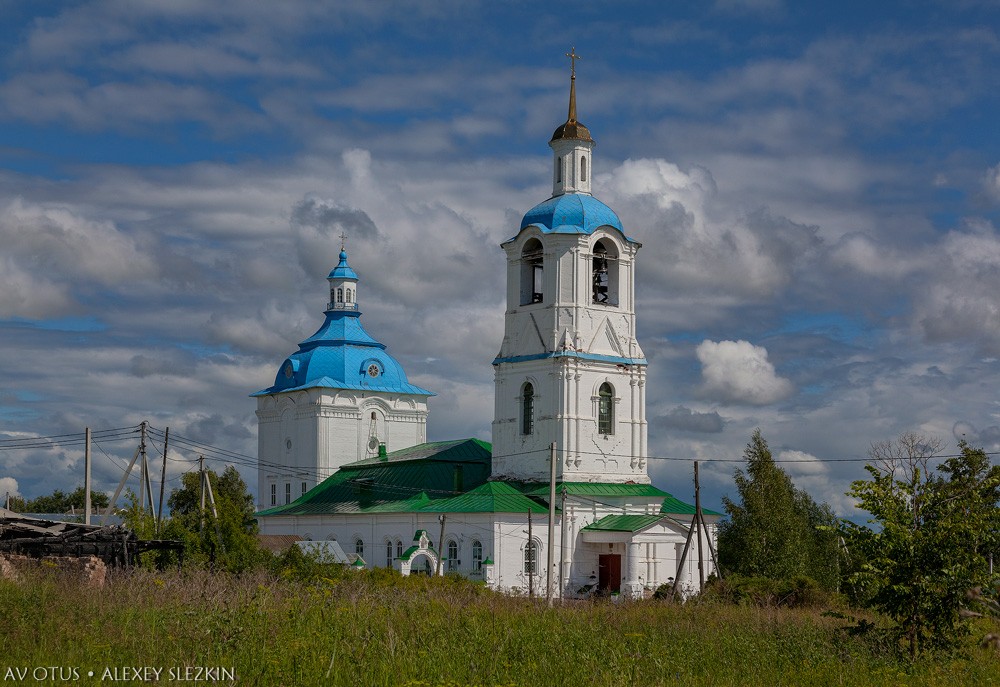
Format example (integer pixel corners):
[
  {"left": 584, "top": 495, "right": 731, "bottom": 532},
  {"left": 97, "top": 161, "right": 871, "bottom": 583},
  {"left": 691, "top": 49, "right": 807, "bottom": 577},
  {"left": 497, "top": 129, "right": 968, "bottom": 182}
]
[
  {"left": 520, "top": 193, "right": 624, "bottom": 236},
  {"left": 328, "top": 250, "right": 358, "bottom": 280}
]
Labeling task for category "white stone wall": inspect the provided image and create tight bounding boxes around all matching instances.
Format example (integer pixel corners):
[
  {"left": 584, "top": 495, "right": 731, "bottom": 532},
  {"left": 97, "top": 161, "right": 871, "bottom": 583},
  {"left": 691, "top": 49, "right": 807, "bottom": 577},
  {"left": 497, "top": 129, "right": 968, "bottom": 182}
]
[
  {"left": 256, "top": 389, "right": 428, "bottom": 510},
  {"left": 258, "top": 496, "right": 717, "bottom": 598}
]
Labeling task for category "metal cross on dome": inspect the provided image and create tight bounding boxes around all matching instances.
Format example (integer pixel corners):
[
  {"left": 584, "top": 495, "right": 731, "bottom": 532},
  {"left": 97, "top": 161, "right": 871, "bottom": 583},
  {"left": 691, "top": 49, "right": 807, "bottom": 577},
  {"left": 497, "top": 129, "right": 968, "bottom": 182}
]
[
  {"left": 339, "top": 231, "right": 347, "bottom": 251},
  {"left": 566, "top": 47, "right": 581, "bottom": 77}
]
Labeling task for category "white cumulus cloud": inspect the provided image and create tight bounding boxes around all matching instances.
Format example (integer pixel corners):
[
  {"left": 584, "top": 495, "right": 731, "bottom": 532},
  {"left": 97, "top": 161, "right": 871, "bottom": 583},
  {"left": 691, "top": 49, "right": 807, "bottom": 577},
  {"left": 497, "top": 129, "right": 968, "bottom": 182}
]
[
  {"left": 696, "top": 339, "right": 793, "bottom": 404},
  {"left": 0, "top": 477, "right": 20, "bottom": 502}
]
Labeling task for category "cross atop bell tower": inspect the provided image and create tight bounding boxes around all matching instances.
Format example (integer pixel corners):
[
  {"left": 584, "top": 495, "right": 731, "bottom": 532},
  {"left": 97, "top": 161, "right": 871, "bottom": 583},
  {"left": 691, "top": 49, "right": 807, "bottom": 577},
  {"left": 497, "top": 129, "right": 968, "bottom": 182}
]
[{"left": 549, "top": 48, "right": 594, "bottom": 196}]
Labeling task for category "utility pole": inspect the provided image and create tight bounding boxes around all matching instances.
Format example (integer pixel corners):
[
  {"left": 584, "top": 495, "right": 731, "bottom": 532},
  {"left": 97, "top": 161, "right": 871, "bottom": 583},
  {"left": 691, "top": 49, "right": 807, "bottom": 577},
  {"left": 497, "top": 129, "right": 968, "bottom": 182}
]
[
  {"left": 435, "top": 514, "right": 446, "bottom": 576},
  {"left": 527, "top": 509, "right": 534, "bottom": 599},
  {"left": 203, "top": 468, "right": 222, "bottom": 546},
  {"left": 669, "top": 462, "right": 704, "bottom": 602},
  {"left": 84, "top": 427, "right": 92, "bottom": 526},
  {"left": 697, "top": 493, "right": 721, "bottom": 580},
  {"left": 142, "top": 423, "right": 153, "bottom": 516},
  {"left": 559, "top": 485, "right": 568, "bottom": 604},
  {"left": 156, "top": 427, "right": 169, "bottom": 534},
  {"left": 695, "top": 460, "right": 705, "bottom": 593},
  {"left": 199, "top": 455, "right": 206, "bottom": 533},
  {"left": 546, "top": 442, "right": 557, "bottom": 607},
  {"left": 102, "top": 443, "right": 142, "bottom": 526}
]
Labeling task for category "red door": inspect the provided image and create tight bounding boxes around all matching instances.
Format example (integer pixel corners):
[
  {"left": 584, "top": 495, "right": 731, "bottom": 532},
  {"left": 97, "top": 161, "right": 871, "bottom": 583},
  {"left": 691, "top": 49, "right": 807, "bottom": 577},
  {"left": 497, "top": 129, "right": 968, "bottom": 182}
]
[{"left": 598, "top": 554, "right": 622, "bottom": 593}]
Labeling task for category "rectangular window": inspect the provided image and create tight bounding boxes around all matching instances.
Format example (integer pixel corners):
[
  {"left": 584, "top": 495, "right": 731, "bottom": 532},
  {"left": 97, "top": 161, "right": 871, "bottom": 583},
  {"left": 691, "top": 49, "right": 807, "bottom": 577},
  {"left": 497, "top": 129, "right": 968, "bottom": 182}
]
[
  {"left": 301, "top": 481, "right": 307, "bottom": 497},
  {"left": 270, "top": 484, "right": 276, "bottom": 506},
  {"left": 285, "top": 482, "right": 291, "bottom": 504}
]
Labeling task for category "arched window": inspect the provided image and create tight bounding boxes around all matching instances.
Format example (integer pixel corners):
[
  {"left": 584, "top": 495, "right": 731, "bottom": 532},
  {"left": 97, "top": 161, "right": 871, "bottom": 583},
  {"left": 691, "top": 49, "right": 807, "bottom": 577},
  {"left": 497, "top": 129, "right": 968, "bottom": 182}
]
[
  {"left": 580, "top": 155, "right": 587, "bottom": 182},
  {"left": 592, "top": 239, "right": 619, "bottom": 306},
  {"left": 354, "top": 538, "right": 364, "bottom": 561},
  {"left": 472, "top": 540, "right": 483, "bottom": 572},
  {"left": 386, "top": 539, "right": 394, "bottom": 567},
  {"left": 336, "top": 287, "right": 344, "bottom": 303},
  {"left": 522, "top": 382, "right": 534, "bottom": 435},
  {"left": 598, "top": 382, "right": 614, "bottom": 435},
  {"left": 447, "top": 540, "right": 459, "bottom": 572},
  {"left": 524, "top": 540, "right": 538, "bottom": 575},
  {"left": 520, "top": 238, "right": 544, "bottom": 305},
  {"left": 396, "top": 539, "right": 403, "bottom": 560},
  {"left": 555, "top": 156, "right": 562, "bottom": 183},
  {"left": 346, "top": 288, "right": 353, "bottom": 303}
]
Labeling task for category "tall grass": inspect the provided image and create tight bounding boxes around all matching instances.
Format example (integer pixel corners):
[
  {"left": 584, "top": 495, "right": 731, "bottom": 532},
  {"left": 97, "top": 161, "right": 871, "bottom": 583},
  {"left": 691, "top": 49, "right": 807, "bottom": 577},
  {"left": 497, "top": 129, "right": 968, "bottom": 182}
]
[{"left": 2, "top": 566, "right": 998, "bottom": 686}]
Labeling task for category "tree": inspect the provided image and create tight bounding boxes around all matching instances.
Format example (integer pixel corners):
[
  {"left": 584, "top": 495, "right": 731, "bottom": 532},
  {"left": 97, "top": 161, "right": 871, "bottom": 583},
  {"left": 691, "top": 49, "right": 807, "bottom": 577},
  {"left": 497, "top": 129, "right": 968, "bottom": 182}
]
[
  {"left": 162, "top": 465, "right": 267, "bottom": 572},
  {"left": 718, "top": 429, "right": 841, "bottom": 589},
  {"left": 846, "top": 433, "right": 1000, "bottom": 657},
  {"left": 9, "top": 486, "right": 109, "bottom": 514}
]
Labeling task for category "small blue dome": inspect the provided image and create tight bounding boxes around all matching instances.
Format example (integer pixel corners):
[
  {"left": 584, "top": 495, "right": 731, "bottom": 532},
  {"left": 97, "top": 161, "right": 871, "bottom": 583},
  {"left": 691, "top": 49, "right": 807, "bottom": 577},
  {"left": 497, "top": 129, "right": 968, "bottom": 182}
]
[
  {"left": 328, "top": 250, "right": 359, "bottom": 280},
  {"left": 520, "top": 193, "right": 627, "bottom": 237},
  {"left": 252, "top": 310, "right": 434, "bottom": 397},
  {"left": 254, "top": 251, "right": 432, "bottom": 399}
]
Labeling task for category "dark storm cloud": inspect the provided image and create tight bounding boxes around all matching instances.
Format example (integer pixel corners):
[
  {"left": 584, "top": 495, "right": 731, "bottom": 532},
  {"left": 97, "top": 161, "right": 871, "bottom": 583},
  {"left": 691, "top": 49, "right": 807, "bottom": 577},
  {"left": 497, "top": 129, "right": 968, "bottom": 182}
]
[{"left": 658, "top": 406, "right": 725, "bottom": 433}]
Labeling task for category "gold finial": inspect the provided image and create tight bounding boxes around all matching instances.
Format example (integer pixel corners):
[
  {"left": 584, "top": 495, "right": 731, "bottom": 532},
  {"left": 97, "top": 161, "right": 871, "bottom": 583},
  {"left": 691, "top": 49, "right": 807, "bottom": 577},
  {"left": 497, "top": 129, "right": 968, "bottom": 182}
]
[
  {"left": 565, "top": 47, "right": 581, "bottom": 78},
  {"left": 550, "top": 47, "right": 592, "bottom": 143},
  {"left": 339, "top": 231, "right": 347, "bottom": 252}
]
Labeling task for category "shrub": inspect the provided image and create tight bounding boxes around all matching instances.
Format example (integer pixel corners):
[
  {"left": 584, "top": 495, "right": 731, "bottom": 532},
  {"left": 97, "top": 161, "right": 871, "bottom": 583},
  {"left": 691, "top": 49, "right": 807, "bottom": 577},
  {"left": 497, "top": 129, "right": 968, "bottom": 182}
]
[{"left": 702, "top": 574, "right": 836, "bottom": 608}]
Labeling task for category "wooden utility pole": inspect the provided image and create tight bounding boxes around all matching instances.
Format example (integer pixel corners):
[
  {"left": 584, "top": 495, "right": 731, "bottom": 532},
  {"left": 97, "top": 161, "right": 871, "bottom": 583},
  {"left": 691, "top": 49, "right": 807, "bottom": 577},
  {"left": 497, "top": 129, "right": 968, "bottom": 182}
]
[
  {"left": 156, "top": 427, "right": 169, "bottom": 533},
  {"left": 84, "top": 427, "right": 92, "bottom": 526},
  {"left": 103, "top": 444, "right": 142, "bottom": 526},
  {"left": 547, "top": 442, "right": 557, "bottom": 607},
  {"left": 436, "top": 514, "right": 446, "bottom": 576},
  {"left": 203, "top": 468, "right": 222, "bottom": 547},
  {"left": 669, "top": 462, "right": 706, "bottom": 601},
  {"left": 527, "top": 509, "right": 534, "bottom": 598},
  {"left": 695, "top": 460, "right": 705, "bottom": 593},
  {"left": 141, "top": 423, "right": 153, "bottom": 516},
  {"left": 698, "top": 498, "right": 721, "bottom": 580},
  {"left": 559, "top": 485, "right": 568, "bottom": 605},
  {"left": 199, "top": 455, "right": 206, "bottom": 533},
  {"left": 139, "top": 423, "right": 147, "bottom": 513}
]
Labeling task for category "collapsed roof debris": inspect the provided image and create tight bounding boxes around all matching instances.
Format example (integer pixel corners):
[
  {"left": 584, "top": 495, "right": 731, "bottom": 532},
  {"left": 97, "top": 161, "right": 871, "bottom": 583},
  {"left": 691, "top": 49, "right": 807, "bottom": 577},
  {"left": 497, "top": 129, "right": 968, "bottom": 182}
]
[{"left": 0, "top": 508, "right": 182, "bottom": 566}]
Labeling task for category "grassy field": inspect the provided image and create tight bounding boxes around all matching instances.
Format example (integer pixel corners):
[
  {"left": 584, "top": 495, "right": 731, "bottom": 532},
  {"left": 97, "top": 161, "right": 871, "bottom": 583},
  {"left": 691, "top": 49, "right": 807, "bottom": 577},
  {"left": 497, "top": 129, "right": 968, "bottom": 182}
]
[{"left": 2, "top": 565, "right": 999, "bottom": 687}]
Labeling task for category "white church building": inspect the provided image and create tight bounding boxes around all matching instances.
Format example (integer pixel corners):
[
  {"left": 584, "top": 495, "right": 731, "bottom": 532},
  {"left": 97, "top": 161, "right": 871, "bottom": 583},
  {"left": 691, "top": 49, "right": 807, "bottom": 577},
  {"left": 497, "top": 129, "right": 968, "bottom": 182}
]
[{"left": 255, "top": 64, "right": 718, "bottom": 598}]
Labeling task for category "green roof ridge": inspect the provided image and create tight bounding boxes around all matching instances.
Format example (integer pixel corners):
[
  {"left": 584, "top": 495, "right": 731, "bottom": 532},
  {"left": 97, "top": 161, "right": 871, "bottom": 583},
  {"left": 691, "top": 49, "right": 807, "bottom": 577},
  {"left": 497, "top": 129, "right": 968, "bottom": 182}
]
[{"left": 582, "top": 514, "right": 666, "bottom": 533}]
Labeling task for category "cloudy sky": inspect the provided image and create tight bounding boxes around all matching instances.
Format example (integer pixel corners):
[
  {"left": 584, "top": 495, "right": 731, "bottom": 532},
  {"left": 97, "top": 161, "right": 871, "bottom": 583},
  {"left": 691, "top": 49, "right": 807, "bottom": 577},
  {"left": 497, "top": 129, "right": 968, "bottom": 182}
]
[{"left": 2, "top": 0, "right": 1000, "bottom": 517}]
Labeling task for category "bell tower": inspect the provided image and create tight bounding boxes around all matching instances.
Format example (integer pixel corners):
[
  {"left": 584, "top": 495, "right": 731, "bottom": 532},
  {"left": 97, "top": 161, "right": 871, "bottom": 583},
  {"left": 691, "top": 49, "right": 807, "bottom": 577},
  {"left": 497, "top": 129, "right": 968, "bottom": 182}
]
[{"left": 491, "top": 53, "right": 648, "bottom": 484}]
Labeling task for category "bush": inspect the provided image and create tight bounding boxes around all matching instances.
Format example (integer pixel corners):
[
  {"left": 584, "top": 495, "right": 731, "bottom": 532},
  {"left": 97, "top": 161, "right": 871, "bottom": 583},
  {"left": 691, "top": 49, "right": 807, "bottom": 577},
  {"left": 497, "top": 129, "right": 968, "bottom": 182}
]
[{"left": 702, "top": 574, "right": 837, "bottom": 608}]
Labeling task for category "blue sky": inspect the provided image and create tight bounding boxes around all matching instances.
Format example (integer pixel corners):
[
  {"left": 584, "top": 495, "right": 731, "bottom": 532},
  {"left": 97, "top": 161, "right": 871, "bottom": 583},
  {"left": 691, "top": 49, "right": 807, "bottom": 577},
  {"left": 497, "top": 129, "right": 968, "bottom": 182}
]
[{"left": 2, "top": 0, "right": 1000, "bottom": 516}]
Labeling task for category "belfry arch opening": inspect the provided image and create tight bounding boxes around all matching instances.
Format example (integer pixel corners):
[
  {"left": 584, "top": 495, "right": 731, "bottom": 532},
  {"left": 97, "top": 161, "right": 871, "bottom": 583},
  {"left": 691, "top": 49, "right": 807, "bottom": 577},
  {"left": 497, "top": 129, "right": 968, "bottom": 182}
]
[
  {"left": 520, "top": 238, "right": 544, "bottom": 305},
  {"left": 592, "top": 239, "right": 619, "bottom": 306}
]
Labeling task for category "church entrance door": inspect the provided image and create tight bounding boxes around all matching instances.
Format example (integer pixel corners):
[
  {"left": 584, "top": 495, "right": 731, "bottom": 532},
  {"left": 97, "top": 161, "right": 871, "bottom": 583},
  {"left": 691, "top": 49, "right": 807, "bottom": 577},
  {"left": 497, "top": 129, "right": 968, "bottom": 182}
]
[{"left": 598, "top": 554, "right": 621, "bottom": 593}]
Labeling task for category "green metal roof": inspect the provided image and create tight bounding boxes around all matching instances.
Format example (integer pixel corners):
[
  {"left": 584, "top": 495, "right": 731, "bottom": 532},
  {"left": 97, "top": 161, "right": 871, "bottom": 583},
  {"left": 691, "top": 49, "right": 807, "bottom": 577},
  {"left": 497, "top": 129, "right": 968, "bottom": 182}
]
[
  {"left": 582, "top": 514, "right": 665, "bottom": 533},
  {"left": 419, "top": 481, "right": 548, "bottom": 514},
  {"left": 659, "top": 495, "right": 722, "bottom": 517},
  {"left": 348, "top": 439, "right": 491, "bottom": 466},
  {"left": 256, "top": 439, "right": 491, "bottom": 517},
  {"left": 516, "top": 482, "right": 670, "bottom": 498}
]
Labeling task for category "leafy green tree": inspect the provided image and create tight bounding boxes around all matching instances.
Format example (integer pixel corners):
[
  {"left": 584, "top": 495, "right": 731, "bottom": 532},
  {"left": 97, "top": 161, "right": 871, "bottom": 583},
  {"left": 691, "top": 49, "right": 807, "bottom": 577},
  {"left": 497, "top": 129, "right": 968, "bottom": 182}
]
[
  {"left": 163, "top": 465, "right": 268, "bottom": 572},
  {"left": 847, "top": 434, "right": 1000, "bottom": 657},
  {"left": 718, "top": 429, "right": 841, "bottom": 589},
  {"left": 9, "top": 486, "right": 109, "bottom": 513}
]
